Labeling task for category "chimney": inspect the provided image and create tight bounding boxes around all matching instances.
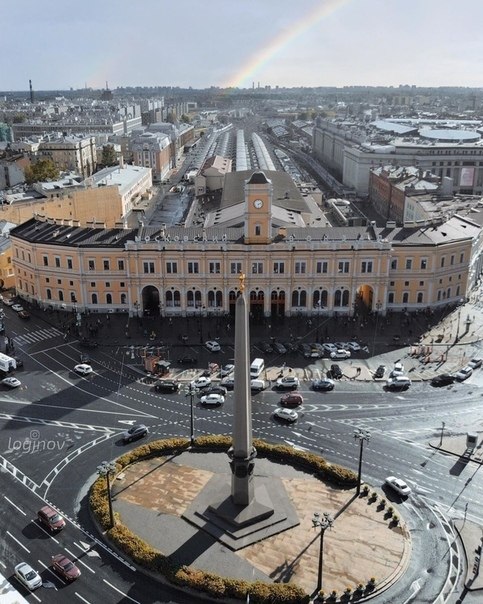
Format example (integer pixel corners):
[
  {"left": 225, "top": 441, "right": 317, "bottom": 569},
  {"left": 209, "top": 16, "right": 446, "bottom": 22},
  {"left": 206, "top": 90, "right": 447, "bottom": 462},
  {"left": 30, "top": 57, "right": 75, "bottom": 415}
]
[{"left": 29, "top": 79, "right": 34, "bottom": 104}]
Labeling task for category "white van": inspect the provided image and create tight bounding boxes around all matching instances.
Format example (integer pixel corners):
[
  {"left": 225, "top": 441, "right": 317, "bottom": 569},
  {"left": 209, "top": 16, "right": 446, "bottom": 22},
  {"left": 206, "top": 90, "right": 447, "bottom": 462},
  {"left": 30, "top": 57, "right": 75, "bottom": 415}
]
[
  {"left": 386, "top": 376, "right": 411, "bottom": 391},
  {"left": 250, "top": 358, "right": 265, "bottom": 379}
]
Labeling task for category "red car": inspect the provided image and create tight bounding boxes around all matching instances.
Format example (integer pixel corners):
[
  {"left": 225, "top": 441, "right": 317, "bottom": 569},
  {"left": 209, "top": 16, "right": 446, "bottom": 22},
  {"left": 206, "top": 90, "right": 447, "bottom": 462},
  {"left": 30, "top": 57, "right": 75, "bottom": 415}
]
[
  {"left": 38, "top": 505, "right": 65, "bottom": 532},
  {"left": 52, "top": 554, "right": 81, "bottom": 581},
  {"left": 280, "top": 392, "right": 304, "bottom": 407}
]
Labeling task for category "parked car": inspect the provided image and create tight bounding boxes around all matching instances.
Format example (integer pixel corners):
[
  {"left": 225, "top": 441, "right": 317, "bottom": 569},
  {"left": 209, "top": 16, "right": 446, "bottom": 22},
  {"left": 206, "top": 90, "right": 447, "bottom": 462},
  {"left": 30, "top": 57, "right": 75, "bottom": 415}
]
[
  {"left": 2, "top": 376, "right": 21, "bottom": 388},
  {"left": 272, "top": 341, "right": 287, "bottom": 354},
  {"left": 273, "top": 407, "right": 298, "bottom": 423},
  {"left": 220, "top": 363, "right": 235, "bottom": 377},
  {"left": 384, "top": 475, "right": 412, "bottom": 497},
  {"left": 390, "top": 362, "right": 405, "bottom": 377},
  {"left": 74, "top": 363, "right": 93, "bottom": 376},
  {"left": 200, "top": 393, "right": 225, "bottom": 406},
  {"left": 312, "top": 378, "right": 335, "bottom": 391},
  {"left": 250, "top": 379, "right": 267, "bottom": 392},
  {"left": 431, "top": 373, "right": 456, "bottom": 387},
  {"left": 386, "top": 376, "right": 411, "bottom": 391},
  {"left": 323, "top": 343, "right": 338, "bottom": 354},
  {"left": 455, "top": 366, "right": 473, "bottom": 381},
  {"left": 18, "top": 310, "right": 31, "bottom": 319},
  {"left": 275, "top": 376, "right": 300, "bottom": 390},
  {"left": 3, "top": 298, "right": 15, "bottom": 306},
  {"left": 154, "top": 380, "right": 179, "bottom": 393},
  {"left": 12, "top": 304, "right": 24, "bottom": 313},
  {"left": 334, "top": 342, "right": 349, "bottom": 350},
  {"left": 329, "top": 364, "right": 343, "bottom": 380},
  {"left": 299, "top": 343, "right": 313, "bottom": 358},
  {"left": 310, "top": 343, "right": 325, "bottom": 357},
  {"left": 178, "top": 355, "right": 197, "bottom": 365},
  {"left": 259, "top": 341, "right": 273, "bottom": 353},
  {"left": 330, "top": 349, "right": 351, "bottom": 359},
  {"left": 346, "top": 341, "right": 361, "bottom": 352},
  {"left": 14, "top": 562, "right": 42, "bottom": 590},
  {"left": 51, "top": 554, "right": 81, "bottom": 581},
  {"left": 121, "top": 424, "right": 148, "bottom": 443},
  {"left": 37, "top": 505, "right": 66, "bottom": 532},
  {"left": 203, "top": 385, "right": 228, "bottom": 396},
  {"left": 192, "top": 376, "right": 212, "bottom": 389},
  {"left": 205, "top": 340, "right": 221, "bottom": 352},
  {"left": 221, "top": 376, "right": 235, "bottom": 390},
  {"left": 280, "top": 392, "right": 304, "bottom": 407},
  {"left": 469, "top": 357, "right": 483, "bottom": 369},
  {"left": 374, "top": 365, "right": 386, "bottom": 379},
  {"left": 13, "top": 357, "right": 24, "bottom": 369}
]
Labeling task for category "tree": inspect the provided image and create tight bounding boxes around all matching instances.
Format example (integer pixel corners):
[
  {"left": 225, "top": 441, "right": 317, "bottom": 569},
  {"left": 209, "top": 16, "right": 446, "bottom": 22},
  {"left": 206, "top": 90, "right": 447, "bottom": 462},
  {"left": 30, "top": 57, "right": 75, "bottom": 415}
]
[
  {"left": 180, "top": 114, "right": 191, "bottom": 124},
  {"left": 101, "top": 144, "right": 117, "bottom": 167},
  {"left": 24, "top": 159, "right": 60, "bottom": 185}
]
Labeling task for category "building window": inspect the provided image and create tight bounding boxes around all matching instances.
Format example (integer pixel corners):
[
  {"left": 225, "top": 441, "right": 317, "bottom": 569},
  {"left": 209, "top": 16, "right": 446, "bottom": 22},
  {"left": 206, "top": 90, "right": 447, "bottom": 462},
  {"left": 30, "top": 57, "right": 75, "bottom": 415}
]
[
  {"left": 405, "top": 259, "right": 412, "bottom": 270},
  {"left": 402, "top": 292, "right": 409, "bottom": 304},
  {"left": 55, "top": 257, "right": 60, "bottom": 268},
  {"left": 209, "top": 261, "right": 221, "bottom": 274},
  {"left": 460, "top": 252, "right": 464, "bottom": 263},
  {"left": 291, "top": 290, "right": 307, "bottom": 307},
  {"left": 118, "top": 259, "right": 124, "bottom": 270},
  {"left": 58, "top": 291, "right": 64, "bottom": 301},
  {"left": 103, "top": 260, "right": 110, "bottom": 270},
  {"left": 441, "top": 257, "right": 445, "bottom": 268},
  {"left": 143, "top": 261, "right": 155, "bottom": 274},
  {"left": 70, "top": 292, "right": 76, "bottom": 302},
  {"left": 295, "top": 261, "right": 306, "bottom": 274},
  {"left": 106, "top": 293, "right": 112, "bottom": 304},
  {"left": 420, "top": 258, "right": 427, "bottom": 269},
  {"left": 92, "top": 293, "right": 98, "bottom": 304},
  {"left": 230, "top": 262, "right": 242, "bottom": 274},
  {"left": 43, "top": 256, "right": 49, "bottom": 267},
  {"left": 361, "top": 261, "right": 373, "bottom": 274},
  {"left": 46, "top": 288, "right": 52, "bottom": 300},
  {"left": 338, "top": 261, "right": 349, "bottom": 273},
  {"left": 450, "top": 255, "right": 455, "bottom": 266},
  {"left": 274, "top": 261, "right": 285, "bottom": 274},
  {"left": 88, "top": 260, "right": 95, "bottom": 271},
  {"left": 188, "top": 261, "right": 199, "bottom": 274},
  {"left": 252, "top": 262, "right": 263, "bottom": 274},
  {"left": 120, "top": 282, "right": 125, "bottom": 287},
  {"left": 419, "top": 281, "right": 424, "bottom": 286},
  {"left": 121, "top": 293, "right": 127, "bottom": 304},
  {"left": 388, "top": 292, "right": 394, "bottom": 304},
  {"left": 67, "top": 258, "right": 73, "bottom": 270},
  {"left": 316, "top": 261, "right": 328, "bottom": 274},
  {"left": 105, "top": 282, "right": 110, "bottom": 288},
  {"left": 417, "top": 292, "right": 423, "bottom": 303},
  {"left": 391, "top": 259, "right": 397, "bottom": 270},
  {"left": 404, "top": 281, "right": 409, "bottom": 286},
  {"left": 255, "top": 225, "right": 261, "bottom": 236},
  {"left": 166, "top": 261, "right": 178, "bottom": 274}
]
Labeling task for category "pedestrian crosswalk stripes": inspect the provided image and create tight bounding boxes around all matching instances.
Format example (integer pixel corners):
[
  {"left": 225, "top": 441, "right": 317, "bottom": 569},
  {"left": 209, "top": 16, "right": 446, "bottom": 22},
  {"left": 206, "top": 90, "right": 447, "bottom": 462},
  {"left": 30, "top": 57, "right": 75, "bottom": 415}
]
[{"left": 13, "top": 327, "right": 62, "bottom": 346}]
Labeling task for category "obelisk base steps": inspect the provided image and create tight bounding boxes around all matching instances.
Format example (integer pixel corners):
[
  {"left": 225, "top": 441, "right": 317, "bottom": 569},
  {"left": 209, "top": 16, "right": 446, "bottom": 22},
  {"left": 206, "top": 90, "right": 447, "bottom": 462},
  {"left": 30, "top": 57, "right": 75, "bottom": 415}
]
[{"left": 182, "top": 473, "right": 300, "bottom": 551}]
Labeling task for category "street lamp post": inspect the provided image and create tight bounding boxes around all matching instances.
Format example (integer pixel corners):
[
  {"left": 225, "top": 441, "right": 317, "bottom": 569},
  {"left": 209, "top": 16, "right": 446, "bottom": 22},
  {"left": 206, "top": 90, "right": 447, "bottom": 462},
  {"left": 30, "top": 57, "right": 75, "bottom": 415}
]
[
  {"left": 185, "top": 383, "right": 198, "bottom": 446},
  {"left": 96, "top": 460, "right": 117, "bottom": 528},
  {"left": 354, "top": 428, "right": 371, "bottom": 495},
  {"left": 455, "top": 298, "right": 464, "bottom": 343},
  {"left": 439, "top": 421, "right": 446, "bottom": 447},
  {"left": 312, "top": 511, "right": 334, "bottom": 594}
]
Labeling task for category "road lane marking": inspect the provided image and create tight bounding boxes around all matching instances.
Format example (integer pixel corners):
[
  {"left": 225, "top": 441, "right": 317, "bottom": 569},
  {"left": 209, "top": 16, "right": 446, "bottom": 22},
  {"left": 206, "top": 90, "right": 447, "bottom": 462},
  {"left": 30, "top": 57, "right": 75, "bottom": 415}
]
[
  {"left": 75, "top": 593, "right": 92, "bottom": 603},
  {"left": 6, "top": 530, "right": 30, "bottom": 553},
  {"left": 32, "top": 520, "right": 60, "bottom": 544},
  {"left": 38, "top": 559, "right": 65, "bottom": 585},
  {"left": 4, "top": 495, "right": 26, "bottom": 515},
  {"left": 103, "top": 579, "right": 141, "bottom": 603},
  {"left": 65, "top": 547, "right": 95, "bottom": 573}
]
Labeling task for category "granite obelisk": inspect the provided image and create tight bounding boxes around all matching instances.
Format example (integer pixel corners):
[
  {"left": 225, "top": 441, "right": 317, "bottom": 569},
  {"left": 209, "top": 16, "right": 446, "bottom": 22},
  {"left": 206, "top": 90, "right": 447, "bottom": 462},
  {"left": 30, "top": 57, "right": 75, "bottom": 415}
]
[{"left": 229, "top": 273, "right": 257, "bottom": 505}]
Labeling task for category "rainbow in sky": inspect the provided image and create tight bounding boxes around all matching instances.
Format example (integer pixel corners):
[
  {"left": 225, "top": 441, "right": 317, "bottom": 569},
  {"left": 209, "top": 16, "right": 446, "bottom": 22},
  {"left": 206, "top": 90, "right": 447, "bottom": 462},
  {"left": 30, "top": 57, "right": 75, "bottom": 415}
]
[{"left": 224, "top": 0, "right": 350, "bottom": 89}]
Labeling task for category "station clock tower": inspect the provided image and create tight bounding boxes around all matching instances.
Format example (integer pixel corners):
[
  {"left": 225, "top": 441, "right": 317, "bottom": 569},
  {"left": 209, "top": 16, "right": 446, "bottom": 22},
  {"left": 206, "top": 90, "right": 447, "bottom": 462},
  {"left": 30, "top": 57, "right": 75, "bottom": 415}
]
[{"left": 244, "top": 171, "right": 273, "bottom": 244}]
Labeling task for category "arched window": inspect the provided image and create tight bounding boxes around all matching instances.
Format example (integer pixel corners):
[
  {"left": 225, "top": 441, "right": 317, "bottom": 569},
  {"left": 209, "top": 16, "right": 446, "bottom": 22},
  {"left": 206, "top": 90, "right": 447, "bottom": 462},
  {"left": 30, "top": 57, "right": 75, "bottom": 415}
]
[
  {"left": 456, "top": 285, "right": 460, "bottom": 297},
  {"left": 215, "top": 291, "right": 223, "bottom": 307},
  {"left": 187, "top": 291, "right": 195, "bottom": 307},
  {"left": 334, "top": 290, "right": 342, "bottom": 307},
  {"left": 388, "top": 292, "right": 394, "bottom": 304},
  {"left": 59, "top": 291, "right": 64, "bottom": 301},
  {"left": 402, "top": 292, "right": 409, "bottom": 304},
  {"left": 106, "top": 293, "right": 112, "bottom": 304},
  {"left": 417, "top": 292, "right": 423, "bottom": 303},
  {"left": 46, "top": 289, "right": 52, "bottom": 300},
  {"left": 446, "top": 287, "right": 451, "bottom": 299},
  {"left": 173, "top": 291, "right": 180, "bottom": 307},
  {"left": 121, "top": 293, "right": 127, "bottom": 304},
  {"left": 166, "top": 291, "right": 174, "bottom": 307},
  {"left": 342, "top": 290, "right": 349, "bottom": 306},
  {"left": 291, "top": 290, "right": 307, "bottom": 307},
  {"left": 92, "top": 293, "right": 98, "bottom": 304}
]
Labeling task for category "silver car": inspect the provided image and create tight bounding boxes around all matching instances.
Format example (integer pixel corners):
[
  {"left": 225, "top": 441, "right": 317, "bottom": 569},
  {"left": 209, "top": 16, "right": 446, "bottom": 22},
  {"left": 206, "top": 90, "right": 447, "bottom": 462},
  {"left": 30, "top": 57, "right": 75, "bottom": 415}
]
[{"left": 15, "top": 562, "right": 42, "bottom": 590}]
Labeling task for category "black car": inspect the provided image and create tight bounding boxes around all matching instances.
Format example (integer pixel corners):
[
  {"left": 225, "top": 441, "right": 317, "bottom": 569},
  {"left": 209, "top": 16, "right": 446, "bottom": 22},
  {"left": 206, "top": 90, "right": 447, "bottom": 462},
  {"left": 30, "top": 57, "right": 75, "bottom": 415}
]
[
  {"left": 312, "top": 378, "right": 335, "bottom": 391},
  {"left": 299, "top": 343, "right": 312, "bottom": 358},
  {"left": 329, "top": 364, "right": 343, "bottom": 380},
  {"left": 272, "top": 341, "right": 287, "bottom": 354},
  {"left": 154, "top": 380, "right": 179, "bottom": 393},
  {"left": 13, "top": 357, "right": 24, "bottom": 369},
  {"left": 79, "top": 338, "right": 99, "bottom": 349},
  {"left": 79, "top": 352, "right": 90, "bottom": 364},
  {"left": 202, "top": 385, "right": 227, "bottom": 397},
  {"left": 374, "top": 365, "right": 386, "bottom": 379},
  {"left": 121, "top": 424, "right": 148, "bottom": 443},
  {"left": 431, "top": 373, "right": 455, "bottom": 387},
  {"left": 178, "top": 356, "right": 197, "bottom": 365},
  {"left": 259, "top": 341, "right": 273, "bottom": 353}
]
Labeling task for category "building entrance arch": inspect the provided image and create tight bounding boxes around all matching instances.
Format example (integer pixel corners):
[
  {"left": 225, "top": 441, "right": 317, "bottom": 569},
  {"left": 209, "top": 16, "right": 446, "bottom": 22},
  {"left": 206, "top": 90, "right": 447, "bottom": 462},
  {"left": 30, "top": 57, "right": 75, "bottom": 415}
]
[
  {"left": 141, "top": 285, "right": 161, "bottom": 315},
  {"left": 356, "top": 284, "right": 374, "bottom": 312}
]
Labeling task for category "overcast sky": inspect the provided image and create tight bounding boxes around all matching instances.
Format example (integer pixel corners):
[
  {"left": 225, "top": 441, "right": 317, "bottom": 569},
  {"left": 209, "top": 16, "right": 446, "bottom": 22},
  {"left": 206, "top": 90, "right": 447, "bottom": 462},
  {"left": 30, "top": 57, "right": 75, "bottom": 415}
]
[{"left": 2, "top": 0, "right": 482, "bottom": 91}]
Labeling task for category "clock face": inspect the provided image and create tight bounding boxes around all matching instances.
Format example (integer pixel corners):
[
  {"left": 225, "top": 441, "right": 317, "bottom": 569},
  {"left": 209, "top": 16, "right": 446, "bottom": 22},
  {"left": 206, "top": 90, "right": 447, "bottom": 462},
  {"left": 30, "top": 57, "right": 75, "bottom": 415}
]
[{"left": 253, "top": 199, "right": 264, "bottom": 209}]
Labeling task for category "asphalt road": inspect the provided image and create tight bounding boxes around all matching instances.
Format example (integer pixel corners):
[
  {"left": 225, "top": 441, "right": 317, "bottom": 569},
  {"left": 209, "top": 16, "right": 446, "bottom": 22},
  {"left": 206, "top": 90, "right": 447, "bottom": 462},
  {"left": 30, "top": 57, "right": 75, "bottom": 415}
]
[{"left": 1, "top": 306, "right": 483, "bottom": 602}]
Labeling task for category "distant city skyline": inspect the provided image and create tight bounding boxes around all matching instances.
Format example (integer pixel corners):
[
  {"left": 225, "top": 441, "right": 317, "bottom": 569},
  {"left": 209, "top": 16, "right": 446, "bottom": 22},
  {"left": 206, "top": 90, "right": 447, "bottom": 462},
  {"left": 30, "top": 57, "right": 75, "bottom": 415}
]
[{"left": 2, "top": 0, "right": 483, "bottom": 92}]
